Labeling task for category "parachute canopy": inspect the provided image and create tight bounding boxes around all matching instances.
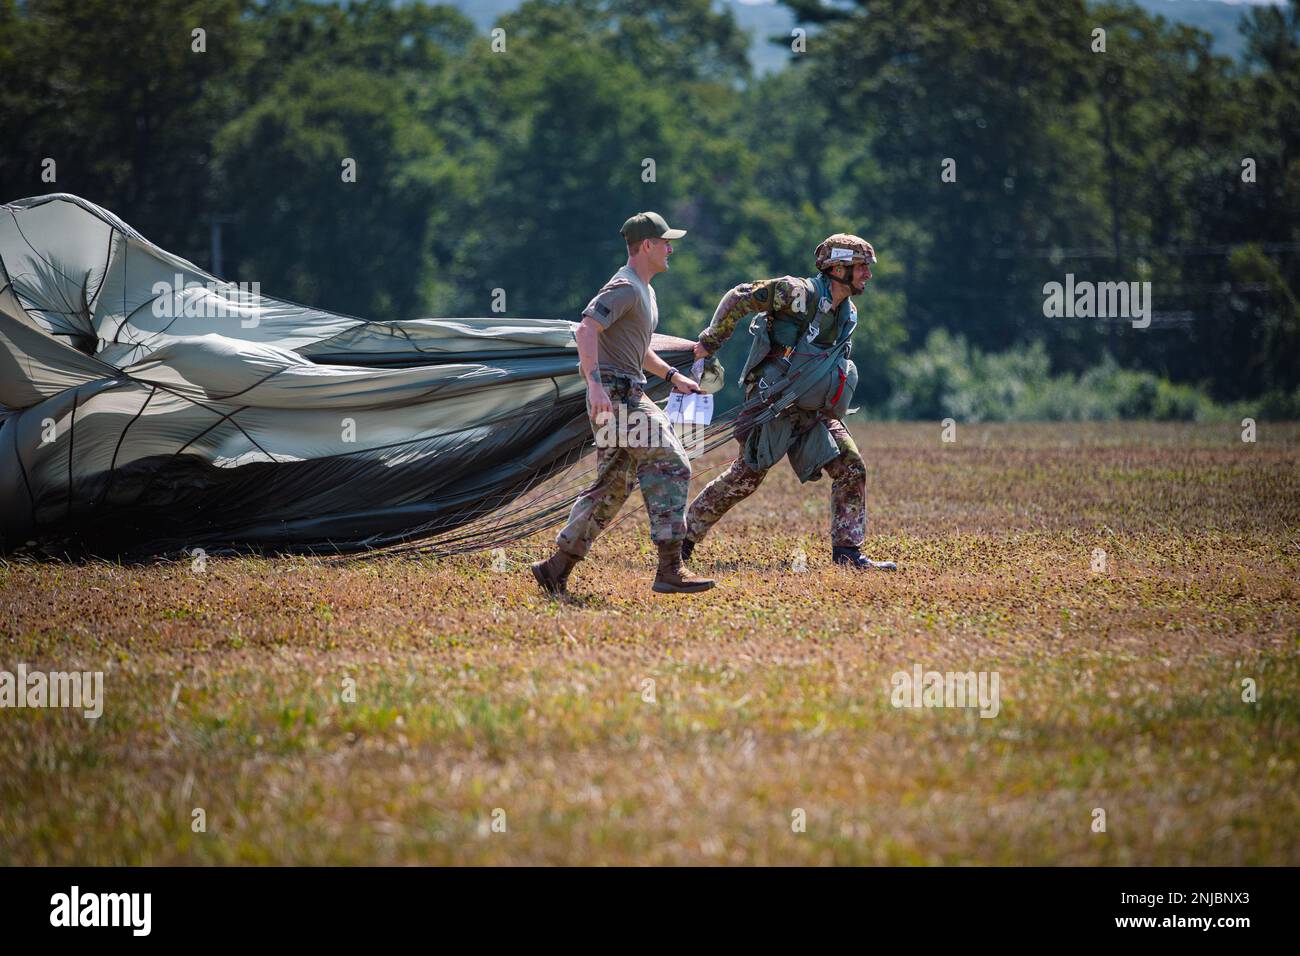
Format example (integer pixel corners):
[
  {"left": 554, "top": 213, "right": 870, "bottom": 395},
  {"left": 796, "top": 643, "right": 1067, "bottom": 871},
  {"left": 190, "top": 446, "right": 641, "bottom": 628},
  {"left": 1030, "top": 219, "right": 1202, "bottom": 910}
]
[{"left": 0, "top": 194, "right": 693, "bottom": 556}]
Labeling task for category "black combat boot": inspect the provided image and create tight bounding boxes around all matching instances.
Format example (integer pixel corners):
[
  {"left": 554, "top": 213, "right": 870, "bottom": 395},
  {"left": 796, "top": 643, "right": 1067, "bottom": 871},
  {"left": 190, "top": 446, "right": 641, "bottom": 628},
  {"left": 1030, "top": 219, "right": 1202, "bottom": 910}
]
[
  {"left": 680, "top": 537, "right": 697, "bottom": 562},
  {"left": 652, "top": 541, "right": 715, "bottom": 594},
  {"left": 531, "top": 549, "right": 580, "bottom": 596},
  {"left": 832, "top": 546, "right": 897, "bottom": 571}
]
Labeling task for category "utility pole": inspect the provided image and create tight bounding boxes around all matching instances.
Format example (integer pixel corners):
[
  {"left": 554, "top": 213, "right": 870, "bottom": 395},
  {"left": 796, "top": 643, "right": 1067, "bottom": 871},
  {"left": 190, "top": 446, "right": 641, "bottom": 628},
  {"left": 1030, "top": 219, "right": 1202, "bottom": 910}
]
[{"left": 208, "top": 214, "right": 236, "bottom": 277}]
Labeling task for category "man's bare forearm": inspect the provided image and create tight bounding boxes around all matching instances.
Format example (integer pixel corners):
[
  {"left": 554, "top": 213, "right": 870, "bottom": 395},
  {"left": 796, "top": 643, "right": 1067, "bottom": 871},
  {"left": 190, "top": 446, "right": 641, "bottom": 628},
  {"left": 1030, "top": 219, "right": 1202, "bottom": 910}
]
[
  {"left": 642, "top": 348, "right": 673, "bottom": 381},
  {"left": 575, "top": 317, "right": 603, "bottom": 386}
]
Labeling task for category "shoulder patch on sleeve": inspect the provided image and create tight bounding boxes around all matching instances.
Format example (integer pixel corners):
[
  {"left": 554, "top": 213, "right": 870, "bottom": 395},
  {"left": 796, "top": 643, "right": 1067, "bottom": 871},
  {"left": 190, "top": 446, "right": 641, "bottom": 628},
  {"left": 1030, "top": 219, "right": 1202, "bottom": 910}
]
[{"left": 584, "top": 280, "right": 635, "bottom": 325}]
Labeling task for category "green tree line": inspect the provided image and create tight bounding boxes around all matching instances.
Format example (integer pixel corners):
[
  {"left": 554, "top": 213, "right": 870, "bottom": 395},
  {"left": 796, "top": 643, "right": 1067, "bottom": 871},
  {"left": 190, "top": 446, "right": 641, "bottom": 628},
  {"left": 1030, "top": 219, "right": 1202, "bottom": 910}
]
[{"left": 3, "top": 0, "right": 1297, "bottom": 417}]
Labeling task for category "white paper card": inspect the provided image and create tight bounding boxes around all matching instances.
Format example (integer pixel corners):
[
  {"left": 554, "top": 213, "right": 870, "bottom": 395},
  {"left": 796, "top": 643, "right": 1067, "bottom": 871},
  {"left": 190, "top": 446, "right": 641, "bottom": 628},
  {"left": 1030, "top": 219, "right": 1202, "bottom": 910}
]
[{"left": 666, "top": 391, "right": 713, "bottom": 425}]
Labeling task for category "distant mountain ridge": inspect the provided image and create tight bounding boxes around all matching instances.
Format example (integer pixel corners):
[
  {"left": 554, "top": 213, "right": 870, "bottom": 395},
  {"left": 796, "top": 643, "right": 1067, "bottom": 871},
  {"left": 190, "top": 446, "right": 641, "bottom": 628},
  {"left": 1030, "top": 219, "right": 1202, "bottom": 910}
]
[
  {"left": 443, "top": 0, "right": 1273, "bottom": 73},
  {"left": 1130, "top": 0, "right": 1264, "bottom": 60}
]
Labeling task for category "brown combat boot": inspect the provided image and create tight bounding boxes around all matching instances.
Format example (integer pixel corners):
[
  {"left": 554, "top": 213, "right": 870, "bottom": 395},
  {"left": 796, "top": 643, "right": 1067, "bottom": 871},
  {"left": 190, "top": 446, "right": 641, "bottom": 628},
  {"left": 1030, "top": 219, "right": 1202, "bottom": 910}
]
[
  {"left": 652, "top": 540, "right": 715, "bottom": 594},
  {"left": 531, "top": 549, "right": 580, "bottom": 596}
]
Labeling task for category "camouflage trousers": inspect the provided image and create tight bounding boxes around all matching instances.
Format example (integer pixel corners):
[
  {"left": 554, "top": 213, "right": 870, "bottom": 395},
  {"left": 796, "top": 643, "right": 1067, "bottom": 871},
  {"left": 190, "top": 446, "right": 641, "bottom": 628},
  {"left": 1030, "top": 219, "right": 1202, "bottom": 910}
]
[
  {"left": 556, "top": 376, "right": 691, "bottom": 558},
  {"left": 686, "top": 416, "right": 866, "bottom": 547}
]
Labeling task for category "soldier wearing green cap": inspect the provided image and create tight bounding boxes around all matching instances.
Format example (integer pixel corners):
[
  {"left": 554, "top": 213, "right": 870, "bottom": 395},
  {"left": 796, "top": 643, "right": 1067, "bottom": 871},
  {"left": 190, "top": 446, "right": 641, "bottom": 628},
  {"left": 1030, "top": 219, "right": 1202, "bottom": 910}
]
[
  {"left": 684, "top": 234, "right": 897, "bottom": 571},
  {"left": 532, "top": 212, "right": 716, "bottom": 597}
]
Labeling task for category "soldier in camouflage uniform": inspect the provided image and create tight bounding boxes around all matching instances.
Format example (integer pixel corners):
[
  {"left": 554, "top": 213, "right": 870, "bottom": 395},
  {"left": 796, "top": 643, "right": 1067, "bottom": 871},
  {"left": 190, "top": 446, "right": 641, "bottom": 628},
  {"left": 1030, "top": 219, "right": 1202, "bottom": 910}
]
[
  {"left": 532, "top": 212, "right": 715, "bottom": 597},
  {"left": 685, "top": 234, "right": 896, "bottom": 570}
]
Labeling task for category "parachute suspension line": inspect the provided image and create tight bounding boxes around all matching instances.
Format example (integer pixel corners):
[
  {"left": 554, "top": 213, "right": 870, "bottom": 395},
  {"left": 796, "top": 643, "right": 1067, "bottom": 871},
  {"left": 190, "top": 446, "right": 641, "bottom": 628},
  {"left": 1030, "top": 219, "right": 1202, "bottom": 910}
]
[
  {"left": 344, "top": 430, "right": 596, "bottom": 559},
  {"left": 342, "top": 342, "right": 849, "bottom": 563},
  {"left": 342, "top": 343, "right": 849, "bottom": 561}
]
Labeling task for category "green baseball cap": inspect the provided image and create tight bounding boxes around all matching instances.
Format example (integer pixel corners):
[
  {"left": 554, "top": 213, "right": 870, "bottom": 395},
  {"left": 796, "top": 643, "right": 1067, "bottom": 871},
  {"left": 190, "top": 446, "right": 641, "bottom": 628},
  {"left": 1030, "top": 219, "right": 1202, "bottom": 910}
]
[{"left": 620, "top": 211, "right": 686, "bottom": 243}]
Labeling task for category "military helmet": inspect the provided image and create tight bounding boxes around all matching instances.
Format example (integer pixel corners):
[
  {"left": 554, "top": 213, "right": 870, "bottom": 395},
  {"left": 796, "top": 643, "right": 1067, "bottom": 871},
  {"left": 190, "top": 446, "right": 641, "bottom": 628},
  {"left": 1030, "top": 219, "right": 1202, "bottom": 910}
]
[{"left": 815, "top": 233, "right": 876, "bottom": 273}]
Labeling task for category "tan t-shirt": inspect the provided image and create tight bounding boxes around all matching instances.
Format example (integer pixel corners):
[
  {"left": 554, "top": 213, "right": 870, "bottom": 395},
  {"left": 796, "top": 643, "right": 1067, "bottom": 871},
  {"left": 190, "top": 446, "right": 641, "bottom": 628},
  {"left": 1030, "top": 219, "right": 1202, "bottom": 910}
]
[{"left": 582, "top": 266, "right": 656, "bottom": 383}]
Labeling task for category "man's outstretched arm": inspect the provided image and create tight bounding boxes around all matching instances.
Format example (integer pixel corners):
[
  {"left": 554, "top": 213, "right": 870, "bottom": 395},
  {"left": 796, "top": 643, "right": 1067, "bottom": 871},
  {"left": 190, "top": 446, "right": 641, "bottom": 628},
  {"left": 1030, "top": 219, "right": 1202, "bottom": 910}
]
[
  {"left": 643, "top": 348, "right": 701, "bottom": 393},
  {"left": 694, "top": 277, "right": 803, "bottom": 357}
]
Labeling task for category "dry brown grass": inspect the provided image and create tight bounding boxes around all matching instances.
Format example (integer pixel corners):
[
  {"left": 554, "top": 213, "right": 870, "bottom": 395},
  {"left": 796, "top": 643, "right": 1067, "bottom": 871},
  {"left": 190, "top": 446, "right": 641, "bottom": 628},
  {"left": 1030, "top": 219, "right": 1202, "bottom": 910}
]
[{"left": 1, "top": 422, "right": 1297, "bottom": 864}]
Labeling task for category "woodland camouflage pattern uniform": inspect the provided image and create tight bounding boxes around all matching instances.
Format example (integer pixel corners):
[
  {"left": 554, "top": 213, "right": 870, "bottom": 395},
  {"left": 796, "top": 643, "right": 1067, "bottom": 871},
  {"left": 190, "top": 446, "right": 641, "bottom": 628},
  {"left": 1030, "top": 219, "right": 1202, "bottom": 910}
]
[
  {"left": 688, "top": 409, "right": 866, "bottom": 547},
  {"left": 556, "top": 372, "right": 690, "bottom": 557},
  {"left": 687, "top": 235, "right": 877, "bottom": 552}
]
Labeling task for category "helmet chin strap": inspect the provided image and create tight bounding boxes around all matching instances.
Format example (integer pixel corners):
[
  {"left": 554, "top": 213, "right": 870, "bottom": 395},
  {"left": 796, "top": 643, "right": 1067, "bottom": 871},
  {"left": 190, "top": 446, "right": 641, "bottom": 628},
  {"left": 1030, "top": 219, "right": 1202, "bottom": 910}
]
[{"left": 821, "top": 267, "right": 861, "bottom": 294}]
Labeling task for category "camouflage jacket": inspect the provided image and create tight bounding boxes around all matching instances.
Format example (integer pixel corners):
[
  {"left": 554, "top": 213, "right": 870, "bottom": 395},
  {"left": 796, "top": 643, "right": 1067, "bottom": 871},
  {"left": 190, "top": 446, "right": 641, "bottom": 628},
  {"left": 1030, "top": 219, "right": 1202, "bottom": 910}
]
[{"left": 697, "top": 273, "right": 858, "bottom": 356}]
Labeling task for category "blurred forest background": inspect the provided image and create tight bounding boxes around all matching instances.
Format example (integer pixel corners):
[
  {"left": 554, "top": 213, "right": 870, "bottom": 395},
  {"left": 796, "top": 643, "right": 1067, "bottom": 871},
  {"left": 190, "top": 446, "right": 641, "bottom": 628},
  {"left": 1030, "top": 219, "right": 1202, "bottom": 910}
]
[{"left": 3, "top": 0, "right": 1297, "bottom": 418}]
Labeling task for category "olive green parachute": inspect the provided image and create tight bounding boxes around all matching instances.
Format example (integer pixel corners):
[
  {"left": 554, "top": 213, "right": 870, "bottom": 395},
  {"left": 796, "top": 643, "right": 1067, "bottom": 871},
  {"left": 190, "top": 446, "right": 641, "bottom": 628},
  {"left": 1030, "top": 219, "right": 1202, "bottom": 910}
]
[{"left": 0, "top": 194, "right": 706, "bottom": 557}]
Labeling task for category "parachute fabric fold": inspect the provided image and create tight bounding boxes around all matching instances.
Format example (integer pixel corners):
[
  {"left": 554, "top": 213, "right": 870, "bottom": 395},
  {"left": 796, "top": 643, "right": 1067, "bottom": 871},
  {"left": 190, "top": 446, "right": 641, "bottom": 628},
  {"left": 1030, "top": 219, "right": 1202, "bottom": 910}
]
[{"left": 0, "top": 194, "right": 691, "bottom": 556}]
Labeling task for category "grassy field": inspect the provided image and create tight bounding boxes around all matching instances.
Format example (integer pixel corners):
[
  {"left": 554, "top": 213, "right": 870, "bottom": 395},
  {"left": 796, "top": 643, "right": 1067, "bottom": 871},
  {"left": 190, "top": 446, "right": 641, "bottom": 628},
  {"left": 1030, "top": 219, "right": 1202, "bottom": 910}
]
[{"left": 1, "top": 422, "right": 1297, "bottom": 865}]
